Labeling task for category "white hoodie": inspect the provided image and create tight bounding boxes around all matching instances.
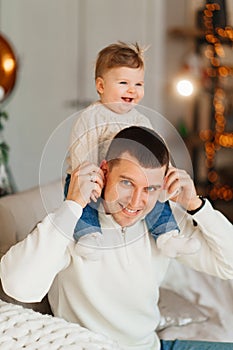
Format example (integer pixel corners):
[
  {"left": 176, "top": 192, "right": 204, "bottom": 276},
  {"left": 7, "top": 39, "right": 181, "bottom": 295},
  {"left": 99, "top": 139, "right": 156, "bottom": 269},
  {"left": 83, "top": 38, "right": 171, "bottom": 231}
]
[{"left": 1, "top": 199, "right": 233, "bottom": 350}]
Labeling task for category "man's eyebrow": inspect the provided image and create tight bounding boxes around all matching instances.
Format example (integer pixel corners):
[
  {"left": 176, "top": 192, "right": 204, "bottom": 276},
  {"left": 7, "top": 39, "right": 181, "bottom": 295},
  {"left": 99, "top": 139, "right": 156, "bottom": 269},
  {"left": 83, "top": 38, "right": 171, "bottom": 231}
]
[
  {"left": 119, "top": 175, "right": 134, "bottom": 182},
  {"left": 147, "top": 184, "right": 162, "bottom": 189}
]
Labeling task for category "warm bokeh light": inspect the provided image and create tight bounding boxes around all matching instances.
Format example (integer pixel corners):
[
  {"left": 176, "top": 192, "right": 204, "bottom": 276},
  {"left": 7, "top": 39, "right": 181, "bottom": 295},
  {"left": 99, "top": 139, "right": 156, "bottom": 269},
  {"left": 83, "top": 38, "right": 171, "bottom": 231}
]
[
  {"left": 200, "top": 3, "right": 233, "bottom": 201},
  {"left": 0, "top": 34, "right": 18, "bottom": 102},
  {"left": 0, "top": 86, "right": 5, "bottom": 101},
  {"left": 2, "top": 57, "right": 15, "bottom": 73},
  {"left": 219, "top": 133, "right": 233, "bottom": 148},
  {"left": 176, "top": 79, "right": 194, "bottom": 96},
  {"left": 209, "top": 185, "right": 233, "bottom": 201}
]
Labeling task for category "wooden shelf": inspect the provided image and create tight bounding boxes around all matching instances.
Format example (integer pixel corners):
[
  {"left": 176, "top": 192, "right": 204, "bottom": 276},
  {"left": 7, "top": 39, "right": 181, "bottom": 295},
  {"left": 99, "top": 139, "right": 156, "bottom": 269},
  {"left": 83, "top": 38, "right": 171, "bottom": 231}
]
[
  {"left": 168, "top": 27, "right": 205, "bottom": 39},
  {"left": 168, "top": 26, "right": 233, "bottom": 45}
]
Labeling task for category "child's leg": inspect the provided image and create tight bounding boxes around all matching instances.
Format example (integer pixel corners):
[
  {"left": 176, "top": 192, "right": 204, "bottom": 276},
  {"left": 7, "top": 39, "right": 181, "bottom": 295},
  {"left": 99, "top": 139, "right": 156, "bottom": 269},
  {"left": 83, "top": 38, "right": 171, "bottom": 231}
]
[
  {"left": 64, "top": 174, "right": 102, "bottom": 241},
  {"left": 146, "top": 201, "right": 200, "bottom": 257},
  {"left": 145, "top": 201, "right": 179, "bottom": 239},
  {"left": 73, "top": 202, "right": 102, "bottom": 241}
]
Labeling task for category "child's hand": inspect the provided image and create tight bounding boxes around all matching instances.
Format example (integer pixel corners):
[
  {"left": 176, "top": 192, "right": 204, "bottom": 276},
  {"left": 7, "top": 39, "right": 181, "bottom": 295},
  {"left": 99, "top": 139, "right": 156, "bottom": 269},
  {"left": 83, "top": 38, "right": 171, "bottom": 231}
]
[{"left": 67, "top": 162, "right": 104, "bottom": 208}]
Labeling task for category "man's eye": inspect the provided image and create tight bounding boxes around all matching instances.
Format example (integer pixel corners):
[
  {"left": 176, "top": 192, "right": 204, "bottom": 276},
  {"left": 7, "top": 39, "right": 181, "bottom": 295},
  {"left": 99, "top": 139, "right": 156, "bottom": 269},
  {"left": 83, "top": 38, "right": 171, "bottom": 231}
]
[
  {"left": 121, "top": 180, "right": 132, "bottom": 187},
  {"left": 146, "top": 186, "right": 156, "bottom": 193}
]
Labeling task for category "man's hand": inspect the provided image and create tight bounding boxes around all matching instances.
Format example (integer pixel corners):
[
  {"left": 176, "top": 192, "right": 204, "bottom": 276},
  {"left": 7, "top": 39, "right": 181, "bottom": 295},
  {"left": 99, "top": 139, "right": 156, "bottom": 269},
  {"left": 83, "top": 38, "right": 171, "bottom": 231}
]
[
  {"left": 163, "top": 167, "right": 202, "bottom": 211},
  {"left": 67, "top": 162, "right": 104, "bottom": 208}
]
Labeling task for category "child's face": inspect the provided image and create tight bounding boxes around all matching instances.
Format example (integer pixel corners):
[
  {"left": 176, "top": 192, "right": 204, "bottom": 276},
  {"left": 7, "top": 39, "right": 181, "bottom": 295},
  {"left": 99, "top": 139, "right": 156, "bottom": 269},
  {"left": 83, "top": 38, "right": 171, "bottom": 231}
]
[{"left": 96, "top": 66, "right": 144, "bottom": 114}]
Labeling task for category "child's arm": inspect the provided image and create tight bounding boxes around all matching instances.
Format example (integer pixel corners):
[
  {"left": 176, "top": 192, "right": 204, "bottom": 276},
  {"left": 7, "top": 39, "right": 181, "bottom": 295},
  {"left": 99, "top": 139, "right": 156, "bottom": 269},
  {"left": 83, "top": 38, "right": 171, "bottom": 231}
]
[{"left": 69, "top": 114, "right": 100, "bottom": 171}]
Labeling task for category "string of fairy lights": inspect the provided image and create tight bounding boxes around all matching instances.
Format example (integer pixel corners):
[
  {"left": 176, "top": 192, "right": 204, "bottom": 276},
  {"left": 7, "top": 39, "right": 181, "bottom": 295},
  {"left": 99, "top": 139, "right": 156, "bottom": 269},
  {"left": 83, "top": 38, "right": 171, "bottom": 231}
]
[{"left": 199, "top": 1, "right": 233, "bottom": 201}]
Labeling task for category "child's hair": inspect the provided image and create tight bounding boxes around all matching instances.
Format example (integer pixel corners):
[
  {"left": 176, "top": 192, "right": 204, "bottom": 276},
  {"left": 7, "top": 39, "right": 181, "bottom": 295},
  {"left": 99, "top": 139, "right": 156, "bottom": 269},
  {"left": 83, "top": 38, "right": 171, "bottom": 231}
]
[
  {"left": 95, "top": 41, "right": 145, "bottom": 80},
  {"left": 106, "top": 126, "right": 170, "bottom": 174}
]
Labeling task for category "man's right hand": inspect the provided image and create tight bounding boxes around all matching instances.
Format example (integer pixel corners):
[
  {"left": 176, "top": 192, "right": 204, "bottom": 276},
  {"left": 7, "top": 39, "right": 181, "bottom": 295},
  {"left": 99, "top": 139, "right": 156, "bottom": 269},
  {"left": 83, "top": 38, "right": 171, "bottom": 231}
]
[
  {"left": 67, "top": 162, "right": 104, "bottom": 208},
  {"left": 163, "top": 166, "right": 201, "bottom": 211}
]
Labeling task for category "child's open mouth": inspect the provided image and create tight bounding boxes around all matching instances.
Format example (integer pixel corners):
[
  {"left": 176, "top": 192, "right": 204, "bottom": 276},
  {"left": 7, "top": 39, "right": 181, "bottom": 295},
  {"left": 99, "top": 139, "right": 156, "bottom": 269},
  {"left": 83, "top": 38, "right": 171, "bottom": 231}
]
[{"left": 122, "top": 97, "right": 133, "bottom": 103}]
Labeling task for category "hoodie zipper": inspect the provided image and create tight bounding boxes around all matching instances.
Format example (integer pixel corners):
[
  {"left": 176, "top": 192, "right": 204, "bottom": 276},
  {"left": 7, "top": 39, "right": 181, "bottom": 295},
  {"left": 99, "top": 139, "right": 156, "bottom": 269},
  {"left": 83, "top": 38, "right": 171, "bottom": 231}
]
[{"left": 121, "top": 227, "right": 130, "bottom": 264}]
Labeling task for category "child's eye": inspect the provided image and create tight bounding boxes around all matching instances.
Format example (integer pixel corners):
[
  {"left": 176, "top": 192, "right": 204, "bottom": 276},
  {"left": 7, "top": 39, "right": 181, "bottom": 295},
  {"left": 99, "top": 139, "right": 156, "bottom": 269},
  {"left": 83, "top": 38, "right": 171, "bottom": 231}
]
[
  {"left": 136, "top": 83, "right": 143, "bottom": 86},
  {"left": 119, "top": 81, "right": 127, "bottom": 85}
]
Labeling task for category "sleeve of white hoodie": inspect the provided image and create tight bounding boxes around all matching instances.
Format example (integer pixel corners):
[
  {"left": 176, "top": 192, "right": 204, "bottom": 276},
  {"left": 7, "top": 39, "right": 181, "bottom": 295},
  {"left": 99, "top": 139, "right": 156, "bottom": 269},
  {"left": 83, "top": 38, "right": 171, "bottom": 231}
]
[
  {"left": 173, "top": 199, "right": 233, "bottom": 279},
  {"left": 0, "top": 200, "right": 82, "bottom": 303}
]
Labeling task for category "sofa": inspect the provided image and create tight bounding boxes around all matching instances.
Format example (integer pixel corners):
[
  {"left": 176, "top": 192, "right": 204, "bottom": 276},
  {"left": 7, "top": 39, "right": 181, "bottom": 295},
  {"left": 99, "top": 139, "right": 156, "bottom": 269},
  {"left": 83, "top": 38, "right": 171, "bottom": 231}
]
[{"left": 0, "top": 179, "right": 233, "bottom": 348}]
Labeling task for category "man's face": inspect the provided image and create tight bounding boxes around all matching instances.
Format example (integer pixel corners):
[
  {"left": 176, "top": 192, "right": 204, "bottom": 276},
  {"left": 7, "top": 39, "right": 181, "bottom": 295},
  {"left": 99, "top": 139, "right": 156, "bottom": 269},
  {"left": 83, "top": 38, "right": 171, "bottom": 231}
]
[
  {"left": 102, "top": 152, "right": 166, "bottom": 228},
  {"left": 96, "top": 66, "right": 144, "bottom": 114}
]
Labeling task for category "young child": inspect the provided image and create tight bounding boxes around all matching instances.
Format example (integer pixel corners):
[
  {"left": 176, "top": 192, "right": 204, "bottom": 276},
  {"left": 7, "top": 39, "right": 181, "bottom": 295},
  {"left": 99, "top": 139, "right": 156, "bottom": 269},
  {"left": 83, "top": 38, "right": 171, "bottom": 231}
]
[{"left": 65, "top": 41, "right": 199, "bottom": 259}]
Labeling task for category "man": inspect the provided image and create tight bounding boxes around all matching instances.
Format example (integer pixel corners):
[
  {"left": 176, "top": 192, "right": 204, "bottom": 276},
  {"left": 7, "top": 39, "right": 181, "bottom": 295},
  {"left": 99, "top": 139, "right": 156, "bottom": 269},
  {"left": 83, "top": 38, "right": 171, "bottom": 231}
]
[{"left": 1, "top": 127, "right": 233, "bottom": 350}]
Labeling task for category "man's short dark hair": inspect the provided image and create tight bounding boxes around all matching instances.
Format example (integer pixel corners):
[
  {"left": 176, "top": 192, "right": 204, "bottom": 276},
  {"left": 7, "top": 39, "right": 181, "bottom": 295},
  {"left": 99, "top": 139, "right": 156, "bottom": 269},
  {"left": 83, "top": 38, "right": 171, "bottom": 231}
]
[{"left": 106, "top": 126, "right": 170, "bottom": 173}]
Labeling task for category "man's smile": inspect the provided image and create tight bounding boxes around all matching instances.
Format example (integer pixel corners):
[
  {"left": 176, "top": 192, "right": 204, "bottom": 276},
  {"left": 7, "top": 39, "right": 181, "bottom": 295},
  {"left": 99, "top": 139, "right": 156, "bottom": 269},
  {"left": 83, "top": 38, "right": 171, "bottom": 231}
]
[{"left": 119, "top": 203, "right": 142, "bottom": 216}]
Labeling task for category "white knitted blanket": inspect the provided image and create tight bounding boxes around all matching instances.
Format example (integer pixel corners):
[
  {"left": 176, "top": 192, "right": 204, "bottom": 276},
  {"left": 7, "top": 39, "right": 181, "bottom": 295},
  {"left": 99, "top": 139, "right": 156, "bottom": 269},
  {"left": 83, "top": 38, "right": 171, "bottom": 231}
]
[{"left": 0, "top": 299, "right": 121, "bottom": 349}]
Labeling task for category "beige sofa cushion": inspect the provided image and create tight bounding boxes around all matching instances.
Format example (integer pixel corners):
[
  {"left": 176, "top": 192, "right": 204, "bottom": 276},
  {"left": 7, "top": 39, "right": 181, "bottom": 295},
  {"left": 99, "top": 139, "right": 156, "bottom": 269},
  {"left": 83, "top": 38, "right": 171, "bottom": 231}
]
[
  {"left": 0, "top": 179, "right": 63, "bottom": 256},
  {"left": 0, "top": 179, "right": 63, "bottom": 314},
  {"left": 0, "top": 204, "right": 17, "bottom": 257}
]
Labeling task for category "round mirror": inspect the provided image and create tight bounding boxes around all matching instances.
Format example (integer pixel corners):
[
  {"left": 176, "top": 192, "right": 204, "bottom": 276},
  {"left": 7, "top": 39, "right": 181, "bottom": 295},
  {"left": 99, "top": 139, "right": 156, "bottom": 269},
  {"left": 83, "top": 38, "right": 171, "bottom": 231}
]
[{"left": 0, "top": 33, "right": 18, "bottom": 103}]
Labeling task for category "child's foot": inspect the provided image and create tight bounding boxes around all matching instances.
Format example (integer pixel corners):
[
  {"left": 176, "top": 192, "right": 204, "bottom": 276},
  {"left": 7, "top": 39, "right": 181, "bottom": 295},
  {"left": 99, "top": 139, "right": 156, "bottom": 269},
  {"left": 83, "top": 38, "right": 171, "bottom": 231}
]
[
  {"left": 156, "top": 230, "right": 201, "bottom": 258},
  {"left": 75, "top": 232, "right": 104, "bottom": 260}
]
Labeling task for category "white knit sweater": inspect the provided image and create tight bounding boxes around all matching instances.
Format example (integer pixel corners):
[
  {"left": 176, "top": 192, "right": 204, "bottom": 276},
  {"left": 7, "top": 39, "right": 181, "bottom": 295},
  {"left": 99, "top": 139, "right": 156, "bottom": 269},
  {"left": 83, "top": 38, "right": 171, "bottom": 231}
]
[
  {"left": 1, "top": 200, "right": 233, "bottom": 350},
  {"left": 67, "top": 102, "right": 152, "bottom": 173}
]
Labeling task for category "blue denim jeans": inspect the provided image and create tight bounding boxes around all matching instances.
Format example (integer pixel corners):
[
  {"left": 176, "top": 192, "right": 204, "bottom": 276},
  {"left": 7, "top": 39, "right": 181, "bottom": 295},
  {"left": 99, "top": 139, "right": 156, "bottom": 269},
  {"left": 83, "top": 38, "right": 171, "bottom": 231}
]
[
  {"left": 160, "top": 340, "right": 233, "bottom": 350},
  {"left": 64, "top": 174, "right": 179, "bottom": 241}
]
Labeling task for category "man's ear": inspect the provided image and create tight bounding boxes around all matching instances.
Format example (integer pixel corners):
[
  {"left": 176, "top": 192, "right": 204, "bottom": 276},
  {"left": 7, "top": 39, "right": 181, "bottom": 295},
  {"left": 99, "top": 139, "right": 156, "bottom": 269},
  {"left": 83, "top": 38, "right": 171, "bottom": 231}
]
[
  {"left": 100, "top": 160, "right": 109, "bottom": 175},
  {"left": 96, "top": 77, "right": 104, "bottom": 94},
  {"left": 100, "top": 160, "right": 109, "bottom": 186}
]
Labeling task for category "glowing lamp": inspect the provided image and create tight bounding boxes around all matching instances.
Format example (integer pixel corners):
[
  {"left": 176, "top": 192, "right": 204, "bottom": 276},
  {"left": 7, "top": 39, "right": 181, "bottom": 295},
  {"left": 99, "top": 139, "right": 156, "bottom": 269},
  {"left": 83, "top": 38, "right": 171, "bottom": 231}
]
[{"left": 176, "top": 79, "right": 194, "bottom": 96}]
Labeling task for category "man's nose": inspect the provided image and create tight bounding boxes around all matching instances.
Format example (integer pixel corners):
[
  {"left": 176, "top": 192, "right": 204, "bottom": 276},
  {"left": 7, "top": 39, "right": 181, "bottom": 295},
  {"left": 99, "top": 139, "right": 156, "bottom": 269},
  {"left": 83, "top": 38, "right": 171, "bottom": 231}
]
[{"left": 130, "top": 189, "right": 147, "bottom": 208}]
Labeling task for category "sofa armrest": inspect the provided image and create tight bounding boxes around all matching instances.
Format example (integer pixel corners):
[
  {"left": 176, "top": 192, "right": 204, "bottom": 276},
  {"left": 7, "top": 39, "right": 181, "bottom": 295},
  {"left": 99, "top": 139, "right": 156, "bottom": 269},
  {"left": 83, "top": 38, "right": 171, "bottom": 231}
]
[
  {"left": 0, "top": 204, "right": 17, "bottom": 258},
  {"left": 0, "top": 179, "right": 63, "bottom": 253},
  {"left": 0, "top": 179, "right": 63, "bottom": 315}
]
